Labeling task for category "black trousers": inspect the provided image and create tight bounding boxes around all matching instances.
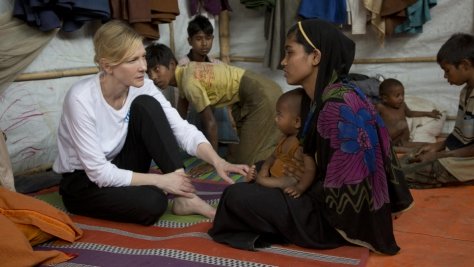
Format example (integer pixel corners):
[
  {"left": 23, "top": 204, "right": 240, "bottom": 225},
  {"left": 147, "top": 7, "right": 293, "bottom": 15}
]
[{"left": 59, "top": 95, "right": 183, "bottom": 225}]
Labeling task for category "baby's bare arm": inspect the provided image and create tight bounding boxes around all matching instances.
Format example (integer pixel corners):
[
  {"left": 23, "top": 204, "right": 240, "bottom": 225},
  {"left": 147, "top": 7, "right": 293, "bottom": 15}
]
[
  {"left": 406, "top": 103, "right": 441, "bottom": 119},
  {"left": 256, "top": 153, "right": 276, "bottom": 178}
]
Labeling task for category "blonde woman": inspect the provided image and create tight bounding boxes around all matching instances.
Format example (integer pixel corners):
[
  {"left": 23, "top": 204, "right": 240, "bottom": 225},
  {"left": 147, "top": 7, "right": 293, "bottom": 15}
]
[{"left": 53, "top": 20, "right": 248, "bottom": 225}]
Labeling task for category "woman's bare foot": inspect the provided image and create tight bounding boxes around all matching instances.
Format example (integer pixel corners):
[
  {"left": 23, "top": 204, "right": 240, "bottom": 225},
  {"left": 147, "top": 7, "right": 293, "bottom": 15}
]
[
  {"left": 245, "top": 165, "right": 257, "bottom": 182},
  {"left": 172, "top": 195, "right": 216, "bottom": 219}
]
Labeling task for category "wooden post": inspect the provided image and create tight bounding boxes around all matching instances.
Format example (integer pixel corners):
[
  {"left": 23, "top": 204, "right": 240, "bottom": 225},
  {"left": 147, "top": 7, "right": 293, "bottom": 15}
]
[
  {"left": 219, "top": 10, "right": 230, "bottom": 64},
  {"left": 14, "top": 67, "right": 99, "bottom": 82},
  {"left": 169, "top": 22, "right": 176, "bottom": 55},
  {"left": 12, "top": 56, "right": 438, "bottom": 82}
]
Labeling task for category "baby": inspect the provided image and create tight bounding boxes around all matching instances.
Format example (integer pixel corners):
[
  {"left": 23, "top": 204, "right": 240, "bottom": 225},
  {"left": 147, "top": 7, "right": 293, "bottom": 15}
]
[
  {"left": 246, "top": 88, "right": 316, "bottom": 198},
  {"left": 376, "top": 78, "right": 442, "bottom": 147}
]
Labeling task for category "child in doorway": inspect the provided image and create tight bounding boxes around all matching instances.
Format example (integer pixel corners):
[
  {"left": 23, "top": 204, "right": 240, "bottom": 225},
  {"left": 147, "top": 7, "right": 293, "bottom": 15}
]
[
  {"left": 246, "top": 88, "right": 316, "bottom": 198},
  {"left": 376, "top": 78, "right": 441, "bottom": 147}
]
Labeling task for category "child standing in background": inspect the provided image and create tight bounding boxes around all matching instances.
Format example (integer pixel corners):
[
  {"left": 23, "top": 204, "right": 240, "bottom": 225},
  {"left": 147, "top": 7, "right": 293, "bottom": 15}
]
[
  {"left": 178, "top": 14, "right": 222, "bottom": 65},
  {"left": 159, "top": 15, "right": 223, "bottom": 109},
  {"left": 246, "top": 88, "right": 315, "bottom": 198},
  {"left": 376, "top": 78, "right": 441, "bottom": 147},
  {"left": 179, "top": 15, "right": 239, "bottom": 150}
]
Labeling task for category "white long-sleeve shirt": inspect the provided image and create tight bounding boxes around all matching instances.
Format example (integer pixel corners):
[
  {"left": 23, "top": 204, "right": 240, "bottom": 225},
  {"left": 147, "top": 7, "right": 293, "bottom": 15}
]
[{"left": 53, "top": 73, "right": 208, "bottom": 187}]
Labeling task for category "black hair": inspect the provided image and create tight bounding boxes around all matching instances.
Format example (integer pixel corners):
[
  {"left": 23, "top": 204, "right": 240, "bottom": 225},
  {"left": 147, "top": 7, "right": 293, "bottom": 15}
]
[
  {"left": 278, "top": 88, "right": 309, "bottom": 140},
  {"left": 278, "top": 88, "right": 307, "bottom": 116},
  {"left": 379, "top": 78, "right": 403, "bottom": 96},
  {"left": 187, "top": 15, "right": 214, "bottom": 37},
  {"left": 286, "top": 25, "right": 313, "bottom": 54},
  {"left": 437, "top": 33, "right": 474, "bottom": 67},
  {"left": 145, "top": 43, "right": 177, "bottom": 70}
]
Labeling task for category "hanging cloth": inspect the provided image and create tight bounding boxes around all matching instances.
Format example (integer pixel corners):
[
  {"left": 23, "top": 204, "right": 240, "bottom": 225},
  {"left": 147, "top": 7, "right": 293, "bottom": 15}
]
[
  {"left": 0, "top": 130, "right": 15, "bottom": 191},
  {"left": 0, "top": 12, "right": 57, "bottom": 93},
  {"left": 298, "top": 0, "right": 347, "bottom": 25},
  {"left": 380, "top": 0, "right": 417, "bottom": 35},
  {"left": 394, "top": 0, "right": 437, "bottom": 34},
  {"left": 189, "top": 0, "right": 232, "bottom": 16},
  {"left": 13, "top": 0, "right": 110, "bottom": 32},
  {"left": 239, "top": 0, "right": 275, "bottom": 9},
  {"left": 109, "top": 0, "right": 179, "bottom": 40},
  {"left": 263, "top": 0, "right": 300, "bottom": 70}
]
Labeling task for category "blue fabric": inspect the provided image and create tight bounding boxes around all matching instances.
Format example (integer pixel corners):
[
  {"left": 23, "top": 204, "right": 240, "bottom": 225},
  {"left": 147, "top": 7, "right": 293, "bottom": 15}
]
[
  {"left": 394, "top": 0, "right": 437, "bottom": 34},
  {"left": 187, "top": 107, "right": 240, "bottom": 144},
  {"left": 13, "top": 0, "right": 110, "bottom": 32},
  {"left": 298, "top": 0, "right": 347, "bottom": 24},
  {"left": 57, "top": 0, "right": 110, "bottom": 32}
]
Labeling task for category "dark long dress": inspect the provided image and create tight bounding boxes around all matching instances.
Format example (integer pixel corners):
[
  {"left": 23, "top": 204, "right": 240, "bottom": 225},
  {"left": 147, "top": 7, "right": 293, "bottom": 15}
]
[{"left": 208, "top": 82, "right": 414, "bottom": 255}]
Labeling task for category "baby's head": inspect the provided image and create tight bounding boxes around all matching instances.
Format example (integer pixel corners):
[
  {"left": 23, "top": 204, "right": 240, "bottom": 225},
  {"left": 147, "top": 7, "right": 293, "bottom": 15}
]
[
  {"left": 187, "top": 15, "right": 214, "bottom": 58},
  {"left": 275, "top": 88, "right": 306, "bottom": 136},
  {"left": 437, "top": 33, "right": 474, "bottom": 86},
  {"left": 379, "top": 78, "right": 405, "bottom": 109}
]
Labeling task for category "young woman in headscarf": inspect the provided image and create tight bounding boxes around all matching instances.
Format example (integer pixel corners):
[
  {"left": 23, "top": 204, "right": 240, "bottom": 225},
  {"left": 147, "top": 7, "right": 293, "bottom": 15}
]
[{"left": 208, "top": 19, "right": 414, "bottom": 255}]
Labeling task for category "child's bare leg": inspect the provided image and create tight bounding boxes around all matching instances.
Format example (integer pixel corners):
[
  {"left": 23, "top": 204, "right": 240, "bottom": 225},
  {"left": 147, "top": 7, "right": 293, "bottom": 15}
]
[
  {"left": 256, "top": 176, "right": 298, "bottom": 189},
  {"left": 172, "top": 195, "right": 216, "bottom": 219},
  {"left": 245, "top": 165, "right": 257, "bottom": 182}
]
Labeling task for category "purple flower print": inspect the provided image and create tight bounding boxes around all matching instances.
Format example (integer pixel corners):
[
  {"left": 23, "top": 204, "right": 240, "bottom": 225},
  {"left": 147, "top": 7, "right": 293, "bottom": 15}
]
[{"left": 318, "top": 91, "right": 389, "bottom": 210}]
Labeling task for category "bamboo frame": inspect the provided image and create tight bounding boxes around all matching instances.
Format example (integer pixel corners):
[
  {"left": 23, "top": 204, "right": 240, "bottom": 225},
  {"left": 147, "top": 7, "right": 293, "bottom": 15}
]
[
  {"left": 169, "top": 22, "right": 176, "bottom": 55},
  {"left": 13, "top": 55, "right": 438, "bottom": 82},
  {"left": 354, "top": 56, "right": 436, "bottom": 64},
  {"left": 218, "top": 10, "right": 230, "bottom": 64},
  {"left": 224, "top": 56, "right": 437, "bottom": 64},
  {"left": 14, "top": 67, "right": 99, "bottom": 82}
]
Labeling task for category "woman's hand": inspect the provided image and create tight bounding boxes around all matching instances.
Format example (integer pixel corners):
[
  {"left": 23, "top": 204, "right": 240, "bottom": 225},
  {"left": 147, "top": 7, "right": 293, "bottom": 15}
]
[
  {"left": 154, "top": 169, "right": 196, "bottom": 198},
  {"left": 214, "top": 159, "right": 250, "bottom": 184}
]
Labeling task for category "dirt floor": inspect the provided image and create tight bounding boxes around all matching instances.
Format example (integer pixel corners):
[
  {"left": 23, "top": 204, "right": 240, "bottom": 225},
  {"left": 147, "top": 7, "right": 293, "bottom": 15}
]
[{"left": 367, "top": 185, "right": 474, "bottom": 267}]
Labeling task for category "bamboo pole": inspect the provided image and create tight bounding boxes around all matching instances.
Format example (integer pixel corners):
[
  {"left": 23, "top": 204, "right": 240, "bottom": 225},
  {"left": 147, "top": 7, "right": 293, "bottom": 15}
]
[
  {"left": 229, "top": 56, "right": 263, "bottom": 63},
  {"left": 12, "top": 56, "right": 438, "bottom": 82},
  {"left": 446, "top": 115, "right": 457, "bottom": 121},
  {"left": 228, "top": 56, "right": 437, "bottom": 64},
  {"left": 14, "top": 67, "right": 98, "bottom": 82},
  {"left": 354, "top": 56, "right": 436, "bottom": 64},
  {"left": 219, "top": 10, "right": 230, "bottom": 64},
  {"left": 169, "top": 22, "right": 176, "bottom": 55}
]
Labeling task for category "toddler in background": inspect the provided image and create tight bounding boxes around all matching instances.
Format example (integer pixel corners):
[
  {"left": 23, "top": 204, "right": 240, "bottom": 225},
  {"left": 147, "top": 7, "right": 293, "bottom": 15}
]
[
  {"left": 246, "top": 88, "right": 315, "bottom": 198},
  {"left": 376, "top": 78, "right": 442, "bottom": 147}
]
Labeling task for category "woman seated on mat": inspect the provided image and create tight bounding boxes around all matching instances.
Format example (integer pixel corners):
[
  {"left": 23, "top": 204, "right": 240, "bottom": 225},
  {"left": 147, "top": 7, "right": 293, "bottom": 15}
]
[
  {"left": 52, "top": 20, "right": 249, "bottom": 225},
  {"left": 208, "top": 19, "right": 414, "bottom": 255}
]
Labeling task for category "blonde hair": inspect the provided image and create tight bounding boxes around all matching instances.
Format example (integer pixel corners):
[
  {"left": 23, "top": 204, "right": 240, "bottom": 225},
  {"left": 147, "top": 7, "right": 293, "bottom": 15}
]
[{"left": 93, "top": 20, "right": 144, "bottom": 70}]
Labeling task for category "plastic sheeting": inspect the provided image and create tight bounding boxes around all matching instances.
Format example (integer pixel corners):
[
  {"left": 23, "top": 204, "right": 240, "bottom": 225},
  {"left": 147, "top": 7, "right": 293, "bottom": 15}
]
[{"left": 0, "top": 0, "right": 473, "bottom": 174}]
